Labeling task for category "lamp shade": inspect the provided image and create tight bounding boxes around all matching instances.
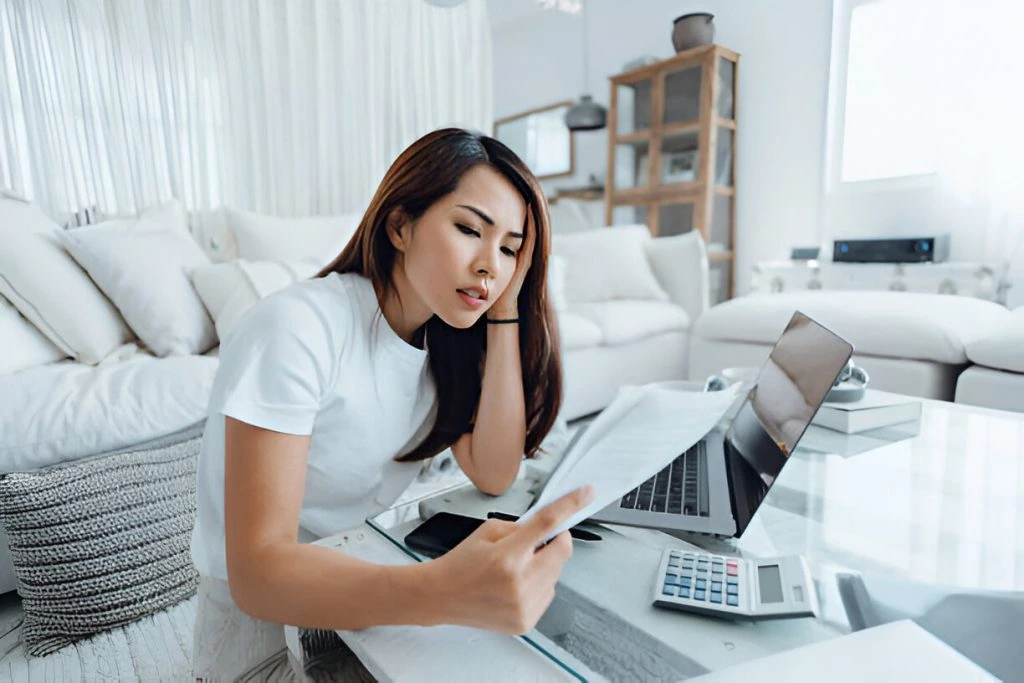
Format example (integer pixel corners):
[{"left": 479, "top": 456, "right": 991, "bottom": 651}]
[{"left": 564, "top": 95, "right": 607, "bottom": 131}]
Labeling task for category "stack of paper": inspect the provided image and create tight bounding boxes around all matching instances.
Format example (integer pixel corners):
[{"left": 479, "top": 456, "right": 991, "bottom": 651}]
[
  {"left": 812, "top": 390, "right": 921, "bottom": 434},
  {"left": 519, "top": 383, "right": 740, "bottom": 541}
]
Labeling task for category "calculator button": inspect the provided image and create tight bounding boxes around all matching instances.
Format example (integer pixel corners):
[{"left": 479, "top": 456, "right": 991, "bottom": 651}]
[
  {"left": 727, "top": 595, "right": 739, "bottom": 607},
  {"left": 727, "top": 566, "right": 739, "bottom": 576},
  {"left": 727, "top": 584, "right": 738, "bottom": 595},
  {"left": 695, "top": 578, "right": 707, "bottom": 590},
  {"left": 711, "top": 581, "right": 723, "bottom": 592},
  {"left": 681, "top": 561, "right": 694, "bottom": 571},
  {"left": 670, "top": 551, "right": 682, "bottom": 559},
  {"left": 693, "top": 590, "right": 706, "bottom": 601},
  {"left": 662, "top": 584, "right": 675, "bottom": 596},
  {"left": 710, "top": 591, "right": 722, "bottom": 604},
  {"left": 727, "top": 576, "right": 738, "bottom": 585},
  {"left": 679, "top": 576, "right": 692, "bottom": 588},
  {"left": 664, "top": 574, "right": 678, "bottom": 585},
  {"left": 677, "top": 586, "right": 690, "bottom": 599}
]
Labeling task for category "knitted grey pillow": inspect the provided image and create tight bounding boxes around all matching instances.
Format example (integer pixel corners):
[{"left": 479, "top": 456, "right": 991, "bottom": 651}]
[{"left": 0, "top": 428, "right": 202, "bottom": 656}]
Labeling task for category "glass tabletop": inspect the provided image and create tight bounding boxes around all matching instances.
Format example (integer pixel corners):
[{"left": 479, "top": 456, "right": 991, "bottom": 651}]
[{"left": 367, "top": 396, "right": 1024, "bottom": 680}]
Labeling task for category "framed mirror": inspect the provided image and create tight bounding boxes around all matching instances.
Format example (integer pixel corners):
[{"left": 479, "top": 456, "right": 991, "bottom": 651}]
[{"left": 494, "top": 101, "right": 575, "bottom": 179}]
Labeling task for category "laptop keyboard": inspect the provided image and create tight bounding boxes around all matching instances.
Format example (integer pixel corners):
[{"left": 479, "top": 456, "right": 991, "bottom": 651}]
[{"left": 619, "top": 441, "right": 710, "bottom": 517}]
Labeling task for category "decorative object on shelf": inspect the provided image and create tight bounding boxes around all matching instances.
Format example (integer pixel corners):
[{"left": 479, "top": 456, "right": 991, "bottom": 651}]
[
  {"left": 494, "top": 101, "right": 575, "bottom": 179},
  {"left": 622, "top": 55, "right": 659, "bottom": 71},
  {"left": 661, "top": 150, "right": 697, "bottom": 183},
  {"left": 672, "top": 12, "right": 715, "bottom": 53},
  {"left": 565, "top": 1, "right": 607, "bottom": 131}
]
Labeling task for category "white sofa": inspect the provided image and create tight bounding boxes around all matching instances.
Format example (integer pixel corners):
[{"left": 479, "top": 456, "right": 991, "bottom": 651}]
[
  {"left": 551, "top": 227, "right": 709, "bottom": 420},
  {"left": 956, "top": 306, "right": 1024, "bottom": 412},
  {"left": 688, "top": 291, "right": 1012, "bottom": 401}
]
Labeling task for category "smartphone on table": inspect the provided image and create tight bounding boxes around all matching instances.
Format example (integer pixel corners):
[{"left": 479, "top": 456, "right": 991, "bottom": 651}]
[{"left": 403, "top": 512, "right": 484, "bottom": 558}]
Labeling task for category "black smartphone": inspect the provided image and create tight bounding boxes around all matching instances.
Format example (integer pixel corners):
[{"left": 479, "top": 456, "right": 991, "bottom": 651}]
[{"left": 403, "top": 512, "right": 485, "bottom": 558}]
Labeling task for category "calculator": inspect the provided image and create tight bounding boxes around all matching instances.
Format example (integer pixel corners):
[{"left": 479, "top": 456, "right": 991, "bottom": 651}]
[{"left": 651, "top": 549, "right": 818, "bottom": 620}]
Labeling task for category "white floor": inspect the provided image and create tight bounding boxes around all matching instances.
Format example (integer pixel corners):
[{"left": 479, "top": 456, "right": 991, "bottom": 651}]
[{"left": 0, "top": 590, "right": 196, "bottom": 681}]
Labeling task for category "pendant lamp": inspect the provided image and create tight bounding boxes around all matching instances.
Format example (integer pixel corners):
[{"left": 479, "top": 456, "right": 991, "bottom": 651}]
[{"left": 564, "top": 1, "right": 606, "bottom": 131}]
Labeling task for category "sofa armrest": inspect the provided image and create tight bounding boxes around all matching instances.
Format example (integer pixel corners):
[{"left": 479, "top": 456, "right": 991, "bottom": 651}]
[{"left": 644, "top": 231, "right": 710, "bottom": 324}]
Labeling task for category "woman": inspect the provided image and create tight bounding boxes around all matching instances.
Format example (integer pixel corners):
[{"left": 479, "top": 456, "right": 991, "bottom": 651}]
[{"left": 191, "top": 128, "right": 594, "bottom": 680}]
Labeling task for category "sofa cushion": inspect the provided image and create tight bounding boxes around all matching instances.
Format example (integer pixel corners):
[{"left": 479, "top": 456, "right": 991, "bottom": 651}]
[
  {"left": 966, "top": 306, "right": 1024, "bottom": 372},
  {"left": 60, "top": 224, "right": 217, "bottom": 356},
  {"left": 226, "top": 208, "right": 361, "bottom": 266},
  {"left": 693, "top": 292, "right": 1010, "bottom": 364},
  {"left": 573, "top": 300, "right": 690, "bottom": 347},
  {"left": 0, "top": 197, "right": 134, "bottom": 364},
  {"left": 558, "top": 311, "right": 603, "bottom": 351},
  {"left": 551, "top": 225, "right": 669, "bottom": 304}
]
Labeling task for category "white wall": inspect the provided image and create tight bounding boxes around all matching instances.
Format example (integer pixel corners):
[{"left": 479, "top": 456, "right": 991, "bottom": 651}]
[{"left": 490, "top": 0, "right": 833, "bottom": 294}]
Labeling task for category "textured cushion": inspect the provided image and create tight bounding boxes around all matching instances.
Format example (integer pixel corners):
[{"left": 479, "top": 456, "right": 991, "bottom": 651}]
[
  {"left": 966, "top": 306, "right": 1024, "bottom": 372},
  {"left": 558, "top": 311, "right": 602, "bottom": 351},
  {"left": 551, "top": 225, "right": 669, "bottom": 304},
  {"left": 693, "top": 292, "right": 1011, "bottom": 364},
  {"left": 60, "top": 225, "right": 216, "bottom": 356},
  {"left": 0, "top": 429, "right": 202, "bottom": 656},
  {"left": 573, "top": 300, "right": 691, "bottom": 346},
  {"left": 0, "top": 294, "right": 66, "bottom": 376},
  {"left": 190, "top": 259, "right": 318, "bottom": 341},
  {"left": 226, "top": 208, "right": 361, "bottom": 266},
  {"left": 0, "top": 197, "right": 133, "bottom": 364}
]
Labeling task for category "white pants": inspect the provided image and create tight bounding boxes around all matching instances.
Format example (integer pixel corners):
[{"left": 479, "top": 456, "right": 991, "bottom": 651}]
[{"left": 192, "top": 575, "right": 375, "bottom": 682}]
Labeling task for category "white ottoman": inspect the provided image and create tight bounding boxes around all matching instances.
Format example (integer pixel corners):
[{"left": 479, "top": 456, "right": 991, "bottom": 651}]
[
  {"left": 688, "top": 292, "right": 1012, "bottom": 401},
  {"left": 956, "top": 307, "right": 1024, "bottom": 412}
]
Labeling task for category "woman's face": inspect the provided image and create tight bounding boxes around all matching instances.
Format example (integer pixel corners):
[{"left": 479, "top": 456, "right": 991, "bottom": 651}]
[{"left": 391, "top": 165, "right": 527, "bottom": 329}]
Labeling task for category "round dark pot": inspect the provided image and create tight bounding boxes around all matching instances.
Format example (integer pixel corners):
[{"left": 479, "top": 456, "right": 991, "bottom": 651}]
[{"left": 672, "top": 12, "right": 715, "bottom": 53}]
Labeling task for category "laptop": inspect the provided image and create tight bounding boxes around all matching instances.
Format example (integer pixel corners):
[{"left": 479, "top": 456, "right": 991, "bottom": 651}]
[{"left": 585, "top": 311, "right": 854, "bottom": 538}]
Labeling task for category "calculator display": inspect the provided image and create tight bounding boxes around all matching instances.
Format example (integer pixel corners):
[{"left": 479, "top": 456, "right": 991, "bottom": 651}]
[{"left": 757, "top": 564, "right": 784, "bottom": 603}]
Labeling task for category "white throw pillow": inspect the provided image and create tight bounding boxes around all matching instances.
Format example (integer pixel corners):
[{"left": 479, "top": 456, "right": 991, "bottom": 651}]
[
  {"left": 226, "top": 208, "right": 361, "bottom": 266},
  {"left": 0, "top": 294, "right": 67, "bottom": 376},
  {"left": 191, "top": 259, "right": 319, "bottom": 340},
  {"left": 551, "top": 225, "right": 669, "bottom": 303},
  {"left": 59, "top": 226, "right": 217, "bottom": 356},
  {"left": 0, "top": 198, "right": 134, "bottom": 364}
]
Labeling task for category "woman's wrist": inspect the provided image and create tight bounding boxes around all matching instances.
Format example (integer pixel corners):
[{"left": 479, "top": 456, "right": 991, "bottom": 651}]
[
  {"left": 388, "top": 560, "right": 452, "bottom": 627},
  {"left": 486, "top": 306, "right": 518, "bottom": 322}
]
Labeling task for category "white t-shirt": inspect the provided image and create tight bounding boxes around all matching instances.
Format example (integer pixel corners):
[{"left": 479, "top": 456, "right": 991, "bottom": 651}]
[{"left": 191, "top": 273, "right": 437, "bottom": 580}]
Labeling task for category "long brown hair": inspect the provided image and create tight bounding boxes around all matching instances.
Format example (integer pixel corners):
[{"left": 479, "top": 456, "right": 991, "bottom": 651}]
[{"left": 317, "top": 128, "right": 562, "bottom": 462}]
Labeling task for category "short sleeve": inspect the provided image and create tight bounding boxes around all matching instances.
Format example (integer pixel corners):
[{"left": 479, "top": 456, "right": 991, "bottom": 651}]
[{"left": 211, "top": 293, "right": 336, "bottom": 435}]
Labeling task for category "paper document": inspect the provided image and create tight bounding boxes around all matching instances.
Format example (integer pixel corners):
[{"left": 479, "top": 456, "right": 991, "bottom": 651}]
[{"left": 520, "top": 383, "right": 741, "bottom": 540}]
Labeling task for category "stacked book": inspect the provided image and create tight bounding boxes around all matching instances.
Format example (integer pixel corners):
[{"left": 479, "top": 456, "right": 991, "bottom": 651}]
[{"left": 811, "top": 390, "right": 922, "bottom": 434}]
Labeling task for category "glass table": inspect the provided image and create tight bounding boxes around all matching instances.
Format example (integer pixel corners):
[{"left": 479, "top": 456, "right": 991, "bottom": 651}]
[{"left": 357, "top": 396, "right": 1023, "bottom": 681}]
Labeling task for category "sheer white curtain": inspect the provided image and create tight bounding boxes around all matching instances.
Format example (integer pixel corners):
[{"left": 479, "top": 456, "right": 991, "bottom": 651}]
[{"left": 0, "top": 0, "right": 492, "bottom": 220}]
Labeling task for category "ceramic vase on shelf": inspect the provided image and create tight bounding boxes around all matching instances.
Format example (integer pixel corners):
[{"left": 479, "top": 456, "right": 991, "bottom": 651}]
[{"left": 672, "top": 12, "right": 715, "bottom": 52}]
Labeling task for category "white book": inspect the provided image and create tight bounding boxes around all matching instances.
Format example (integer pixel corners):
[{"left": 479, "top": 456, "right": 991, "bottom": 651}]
[{"left": 812, "top": 390, "right": 922, "bottom": 434}]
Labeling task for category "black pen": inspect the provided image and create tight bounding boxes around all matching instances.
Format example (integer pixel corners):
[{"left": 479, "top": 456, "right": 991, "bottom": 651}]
[{"left": 487, "top": 511, "right": 602, "bottom": 542}]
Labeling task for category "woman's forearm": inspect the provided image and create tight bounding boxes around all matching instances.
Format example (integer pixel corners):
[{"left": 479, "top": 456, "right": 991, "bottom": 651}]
[
  {"left": 229, "top": 540, "right": 449, "bottom": 630},
  {"left": 462, "top": 321, "right": 527, "bottom": 494}
]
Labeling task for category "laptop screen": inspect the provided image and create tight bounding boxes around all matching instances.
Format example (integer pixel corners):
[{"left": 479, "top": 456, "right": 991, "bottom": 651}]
[{"left": 724, "top": 311, "right": 853, "bottom": 535}]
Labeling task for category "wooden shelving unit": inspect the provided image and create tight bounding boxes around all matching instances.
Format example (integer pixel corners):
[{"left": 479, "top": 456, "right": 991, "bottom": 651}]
[{"left": 604, "top": 44, "right": 739, "bottom": 303}]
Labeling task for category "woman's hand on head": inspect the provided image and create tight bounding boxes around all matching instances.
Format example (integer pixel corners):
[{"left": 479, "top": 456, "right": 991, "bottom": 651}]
[
  {"left": 426, "top": 486, "right": 594, "bottom": 634},
  {"left": 489, "top": 208, "right": 537, "bottom": 319}
]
